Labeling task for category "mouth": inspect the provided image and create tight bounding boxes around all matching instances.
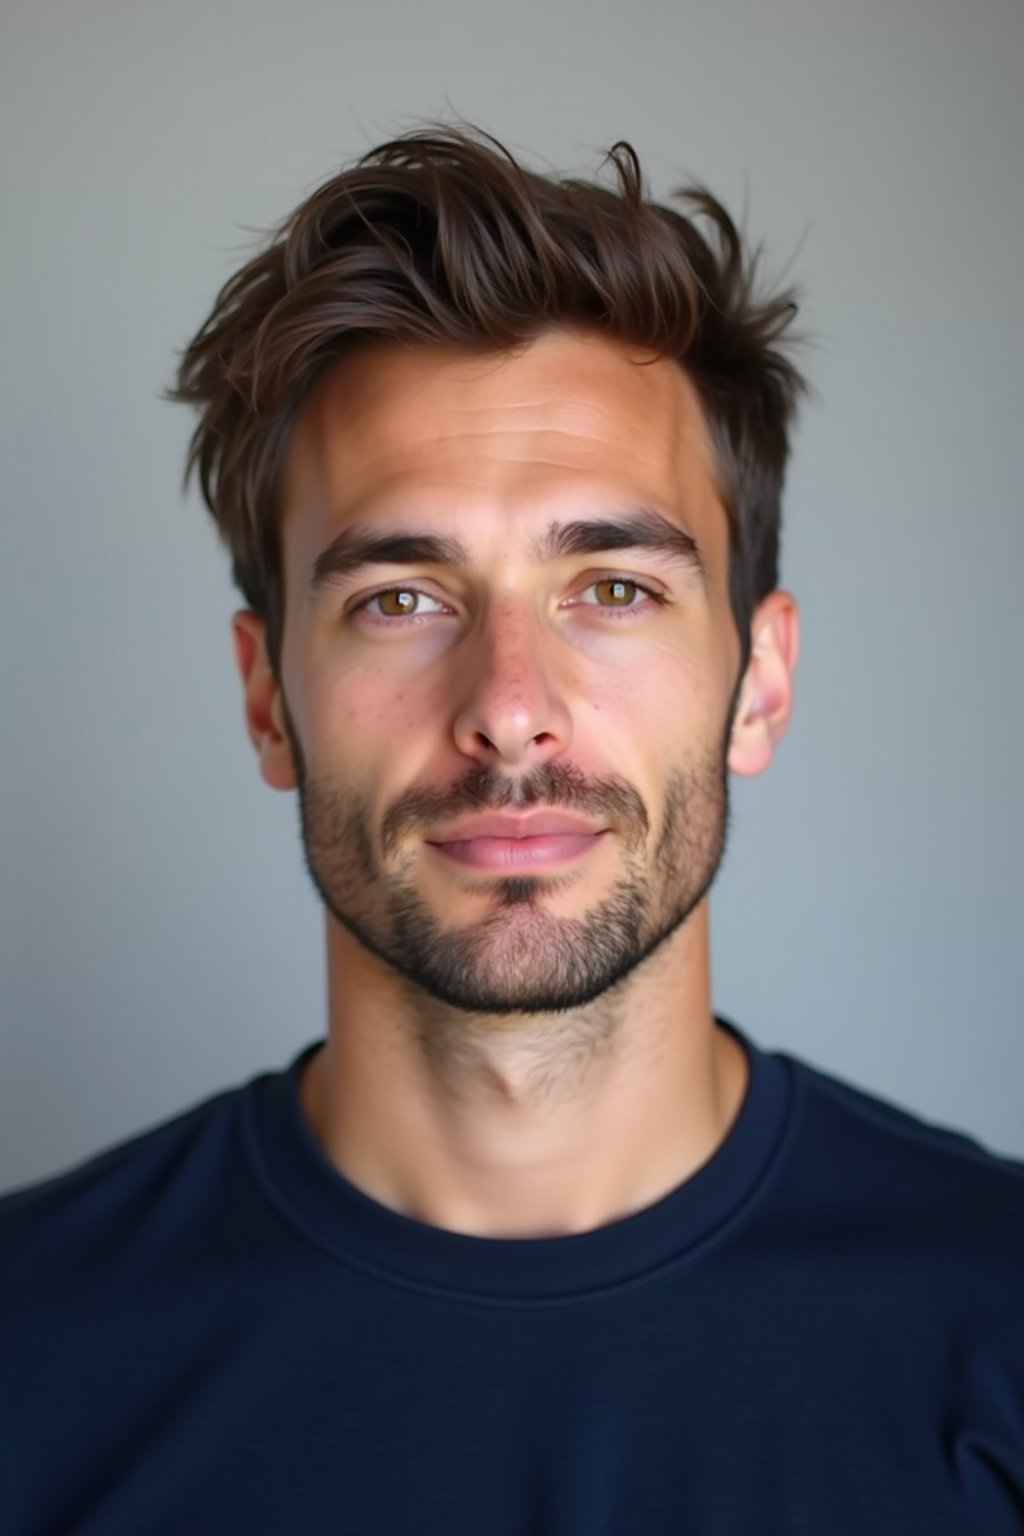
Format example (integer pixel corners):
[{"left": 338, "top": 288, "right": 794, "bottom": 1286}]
[{"left": 424, "top": 829, "right": 610, "bottom": 871}]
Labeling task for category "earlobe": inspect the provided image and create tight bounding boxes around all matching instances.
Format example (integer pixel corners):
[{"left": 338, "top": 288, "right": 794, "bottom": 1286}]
[
  {"left": 726, "top": 591, "right": 799, "bottom": 779},
  {"left": 231, "top": 610, "right": 297, "bottom": 792}
]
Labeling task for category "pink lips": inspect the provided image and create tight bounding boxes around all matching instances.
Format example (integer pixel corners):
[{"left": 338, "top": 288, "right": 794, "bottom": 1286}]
[{"left": 425, "top": 812, "right": 609, "bottom": 871}]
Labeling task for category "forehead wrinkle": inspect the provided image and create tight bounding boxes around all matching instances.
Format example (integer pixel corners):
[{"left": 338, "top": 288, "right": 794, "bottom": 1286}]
[
  {"left": 301, "top": 337, "right": 712, "bottom": 488},
  {"left": 286, "top": 335, "right": 729, "bottom": 599},
  {"left": 317, "top": 422, "right": 703, "bottom": 501}
]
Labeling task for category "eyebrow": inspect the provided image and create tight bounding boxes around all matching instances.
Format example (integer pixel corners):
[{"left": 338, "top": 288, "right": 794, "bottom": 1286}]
[{"left": 307, "top": 506, "right": 708, "bottom": 599}]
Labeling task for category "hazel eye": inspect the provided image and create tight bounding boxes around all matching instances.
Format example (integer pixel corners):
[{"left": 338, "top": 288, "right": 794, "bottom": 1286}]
[
  {"left": 360, "top": 588, "right": 447, "bottom": 620},
  {"left": 575, "top": 577, "right": 661, "bottom": 611},
  {"left": 594, "top": 578, "right": 638, "bottom": 607}
]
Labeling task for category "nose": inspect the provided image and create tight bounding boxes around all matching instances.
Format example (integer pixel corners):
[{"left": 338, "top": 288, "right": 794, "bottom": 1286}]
[{"left": 450, "top": 597, "right": 573, "bottom": 769}]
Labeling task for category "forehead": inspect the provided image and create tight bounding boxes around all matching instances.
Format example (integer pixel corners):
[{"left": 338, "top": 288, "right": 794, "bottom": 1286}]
[{"left": 281, "top": 329, "right": 729, "bottom": 585}]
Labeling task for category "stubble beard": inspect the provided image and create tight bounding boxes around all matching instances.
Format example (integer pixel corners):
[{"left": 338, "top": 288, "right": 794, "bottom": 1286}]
[{"left": 282, "top": 698, "right": 735, "bottom": 1019}]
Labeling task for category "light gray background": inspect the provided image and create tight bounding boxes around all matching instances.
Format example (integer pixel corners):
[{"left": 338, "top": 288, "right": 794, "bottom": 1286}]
[{"left": 2, "top": 0, "right": 1021, "bottom": 1191}]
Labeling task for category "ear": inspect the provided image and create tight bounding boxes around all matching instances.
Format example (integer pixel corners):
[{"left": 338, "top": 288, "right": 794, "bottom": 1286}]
[
  {"left": 727, "top": 590, "right": 800, "bottom": 778},
  {"left": 231, "top": 610, "right": 298, "bottom": 792}
]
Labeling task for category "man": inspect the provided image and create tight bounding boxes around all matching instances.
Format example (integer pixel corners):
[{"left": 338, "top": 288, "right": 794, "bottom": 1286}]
[{"left": 2, "top": 125, "right": 1021, "bottom": 1535}]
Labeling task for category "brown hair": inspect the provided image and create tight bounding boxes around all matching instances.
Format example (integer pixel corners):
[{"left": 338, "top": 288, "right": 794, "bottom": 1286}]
[{"left": 169, "top": 124, "right": 806, "bottom": 684}]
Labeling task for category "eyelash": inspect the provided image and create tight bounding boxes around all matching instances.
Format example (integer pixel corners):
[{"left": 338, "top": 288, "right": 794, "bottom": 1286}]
[{"left": 351, "top": 577, "right": 667, "bottom": 626}]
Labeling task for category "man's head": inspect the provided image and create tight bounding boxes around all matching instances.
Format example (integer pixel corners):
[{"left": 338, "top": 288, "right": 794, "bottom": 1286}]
[{"left": 170, "top": 126, "right": 804, "bottom": 1018}]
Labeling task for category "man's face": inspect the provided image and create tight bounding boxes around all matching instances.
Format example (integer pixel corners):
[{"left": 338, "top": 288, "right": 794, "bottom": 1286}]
[{"left": 269, "top": 329, "right": 746, "bottom": 1015}]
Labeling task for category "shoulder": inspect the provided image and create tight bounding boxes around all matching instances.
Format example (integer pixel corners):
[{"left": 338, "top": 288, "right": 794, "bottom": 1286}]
[
  {"left": 776, "top": 1044, "right": 1024, "bottom": 1257},
  {"left": 0, "top": 1074, "right": 251, "bottom": 1292}
]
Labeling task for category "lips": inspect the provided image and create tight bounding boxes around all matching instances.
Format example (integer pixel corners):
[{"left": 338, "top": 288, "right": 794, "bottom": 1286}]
[
  {"left": 423, "top": 811, "right": 610, "bottom": 873},
  {"left": 425, "top": 811, "right": 607, "bottom": 844}
]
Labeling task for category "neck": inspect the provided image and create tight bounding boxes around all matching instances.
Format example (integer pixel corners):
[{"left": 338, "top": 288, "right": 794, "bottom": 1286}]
[{"left": 299, "top": 900, "right": 748, "bottom": 1238}]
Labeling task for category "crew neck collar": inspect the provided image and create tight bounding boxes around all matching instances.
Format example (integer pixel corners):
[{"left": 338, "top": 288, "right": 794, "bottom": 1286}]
[{"left": 241, "top": 1018, "right": 792, "bottom": 1305}]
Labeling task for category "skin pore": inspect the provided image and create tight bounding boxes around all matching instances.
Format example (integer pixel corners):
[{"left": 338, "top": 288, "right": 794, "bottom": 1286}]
[{"left": 233, "top": 328, "right": 799, "bottom": 1239}]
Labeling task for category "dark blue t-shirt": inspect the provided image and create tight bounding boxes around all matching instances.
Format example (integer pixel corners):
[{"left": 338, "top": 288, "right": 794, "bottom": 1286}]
[{"left": 2, "top": 1022, "right": 1022, "bottom": 1534}]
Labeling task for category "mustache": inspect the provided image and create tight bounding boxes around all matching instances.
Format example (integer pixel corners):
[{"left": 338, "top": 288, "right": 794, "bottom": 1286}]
[{"left": 379, "top": 762, "right": 650, "bottom": 858}]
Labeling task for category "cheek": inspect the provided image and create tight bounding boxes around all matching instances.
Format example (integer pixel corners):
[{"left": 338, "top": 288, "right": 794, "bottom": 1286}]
[
  {"left": 584, "top": 645, "right": 719, "bottom": 728},
  {"left": 305, "top": 666, "right": 441, "bottom": 778},
  {"left": 577, "top": 653, "right": 724, "bottom": 798}
]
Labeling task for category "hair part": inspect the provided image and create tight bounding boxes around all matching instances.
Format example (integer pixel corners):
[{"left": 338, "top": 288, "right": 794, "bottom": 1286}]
[{"left": 168, "top": 123, "right": 807, "bottom": 684}]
